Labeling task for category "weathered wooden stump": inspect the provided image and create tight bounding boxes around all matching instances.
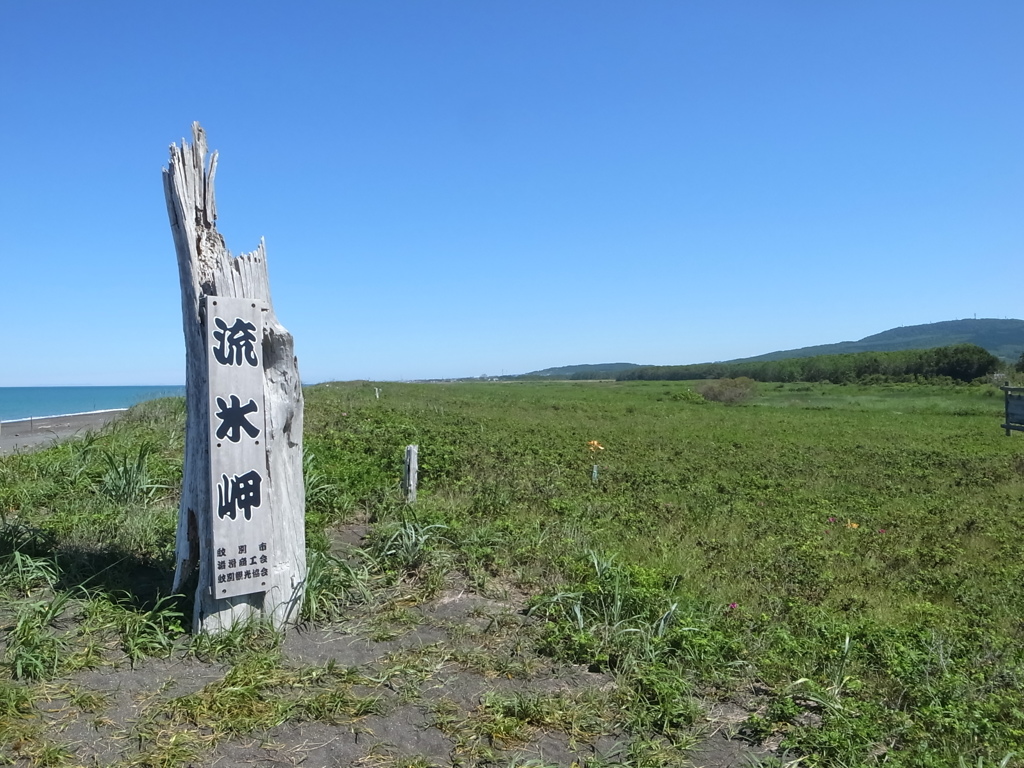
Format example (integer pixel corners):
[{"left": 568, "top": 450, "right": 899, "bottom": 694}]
[{"left": 163, "top": 122, "right": 306, "bottom": 633}]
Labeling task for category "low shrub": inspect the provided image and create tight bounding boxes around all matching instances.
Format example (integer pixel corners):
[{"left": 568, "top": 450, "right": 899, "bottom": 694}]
[{"left": 696, "top": 377, "right": 758, "bottom": 404}]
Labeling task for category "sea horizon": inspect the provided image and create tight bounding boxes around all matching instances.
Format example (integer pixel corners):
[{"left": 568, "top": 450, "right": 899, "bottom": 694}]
[{"left": 0, "top": 386, "right": 186, "bottom": 422}]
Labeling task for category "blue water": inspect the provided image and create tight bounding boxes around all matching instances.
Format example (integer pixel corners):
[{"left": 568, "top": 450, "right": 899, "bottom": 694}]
[{"left": 0, "top": 386, "right": 186, "bottom": 422}]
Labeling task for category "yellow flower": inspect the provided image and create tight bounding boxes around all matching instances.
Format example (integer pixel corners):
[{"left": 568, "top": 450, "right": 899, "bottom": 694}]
[
  {"left": 846, "top": 520, "right": 859, "bottom": 529},
  {"left": 587, "top": 441, "right": 604, "bottom": 452}
]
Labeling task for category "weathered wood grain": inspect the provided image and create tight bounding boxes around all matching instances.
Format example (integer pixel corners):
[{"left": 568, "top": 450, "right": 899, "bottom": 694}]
[{"left": 163, "top": 122, "right": 306, "bottom": 633}]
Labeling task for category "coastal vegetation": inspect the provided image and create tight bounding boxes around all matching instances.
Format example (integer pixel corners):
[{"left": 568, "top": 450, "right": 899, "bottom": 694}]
[{"left": 0, "top": 379, "right": 1022, "bottom": 766}]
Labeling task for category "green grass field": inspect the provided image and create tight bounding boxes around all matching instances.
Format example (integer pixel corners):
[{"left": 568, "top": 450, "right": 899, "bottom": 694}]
[{"left": 1, "top": 380, "right": 1022, "bottom": 766}]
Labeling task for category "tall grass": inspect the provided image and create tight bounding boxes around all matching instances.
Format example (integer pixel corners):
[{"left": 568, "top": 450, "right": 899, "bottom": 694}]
[{"left": 99, "top": 444, "right": 165, "bottom": 503}]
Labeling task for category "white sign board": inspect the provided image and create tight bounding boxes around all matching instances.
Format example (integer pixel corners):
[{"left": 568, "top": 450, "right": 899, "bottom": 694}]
[{"left": 206, "top": 296, "right": 272, "bottom": 599}]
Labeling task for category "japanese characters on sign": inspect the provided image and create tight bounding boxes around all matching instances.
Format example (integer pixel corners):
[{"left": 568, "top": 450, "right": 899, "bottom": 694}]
[
  {"left": 215, "top": 542, "right": 271, "bottom": 588},
  {"left": 206, "top": 296, "right": 271, "bottom": 599}
]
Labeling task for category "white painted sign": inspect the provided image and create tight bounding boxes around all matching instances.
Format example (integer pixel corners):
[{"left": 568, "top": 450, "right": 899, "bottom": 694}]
[{"left": 206, "top": 296, "right": 271, "bottom": 599}]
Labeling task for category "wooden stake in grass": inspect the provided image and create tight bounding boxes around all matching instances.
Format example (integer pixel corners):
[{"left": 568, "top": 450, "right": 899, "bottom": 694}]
[
  {"left": 163, "top": 122, "right": 306, "bottom": 633},
  {"left": 402, "top": 444, "right": 418, "bottom": 503}
]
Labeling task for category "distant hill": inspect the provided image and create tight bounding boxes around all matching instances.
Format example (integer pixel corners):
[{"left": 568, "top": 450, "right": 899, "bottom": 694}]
[
  {"left": 509, "top": 320, "right": 1024, "bottom": 380},
  {"left": 519, "top": 362, "right": 641, "bottom": 379},
  {"left": 729, "top": 319, "right": 1024, "bottom": 364}
]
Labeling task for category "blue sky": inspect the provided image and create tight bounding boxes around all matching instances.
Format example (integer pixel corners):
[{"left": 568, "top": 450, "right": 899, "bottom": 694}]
[{"left": 1, "top": 1, "right": 1021, "bottom": 385}]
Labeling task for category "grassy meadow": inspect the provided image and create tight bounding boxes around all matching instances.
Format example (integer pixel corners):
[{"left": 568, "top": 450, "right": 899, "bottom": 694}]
[{"left": 1, "top": 380, "right": 1023, "bottom": 766}]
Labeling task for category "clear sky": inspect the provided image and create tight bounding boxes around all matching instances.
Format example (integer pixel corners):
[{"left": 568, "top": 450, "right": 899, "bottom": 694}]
[{"left": 1, "top": 1, "right": 1021, "bottom": 385}]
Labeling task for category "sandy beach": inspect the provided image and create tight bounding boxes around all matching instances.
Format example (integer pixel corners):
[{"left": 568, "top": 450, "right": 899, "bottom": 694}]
[{"left": 0, "top": 410, "right": 127, "bottom": 455}]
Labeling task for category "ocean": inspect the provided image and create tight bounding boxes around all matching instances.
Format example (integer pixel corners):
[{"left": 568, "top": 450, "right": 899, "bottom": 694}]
[{"left": 0, "top": 386, "right": 186, "bottom": 422}]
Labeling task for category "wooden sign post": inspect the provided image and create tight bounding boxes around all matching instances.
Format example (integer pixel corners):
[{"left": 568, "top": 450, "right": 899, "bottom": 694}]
[
  {"left": 207, "top": 296, "right": 273, "bottom": 599},
  {"left": 1001, "top": 386, "right": 1024, "bottom": 436},
  {"left": 402, "top": 444, "right": 419, "bottom": 503},
  {"left": 164, "top": 123, "right": 306, "bottom": 632}
]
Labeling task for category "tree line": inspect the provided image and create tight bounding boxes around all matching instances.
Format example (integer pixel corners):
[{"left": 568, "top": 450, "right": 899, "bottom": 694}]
[{"left": 608, "top": 344, "right": 1001, "bottom": 384}]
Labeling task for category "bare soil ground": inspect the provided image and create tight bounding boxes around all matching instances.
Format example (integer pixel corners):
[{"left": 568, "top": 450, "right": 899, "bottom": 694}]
[
  {"left": 4, "top": 523, "right": 780, "bottom": 768},
  {"left": 0, "top": 412, "right": 126, "bottom": 456}
]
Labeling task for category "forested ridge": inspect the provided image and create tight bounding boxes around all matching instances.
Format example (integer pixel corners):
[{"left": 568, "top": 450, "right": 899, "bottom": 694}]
[
  {"left": 727, "top": 318, "right": 1024, "bottom": 363},
  {"left": 613, "top": 343, "right": 1000, "bottom": 384}
]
